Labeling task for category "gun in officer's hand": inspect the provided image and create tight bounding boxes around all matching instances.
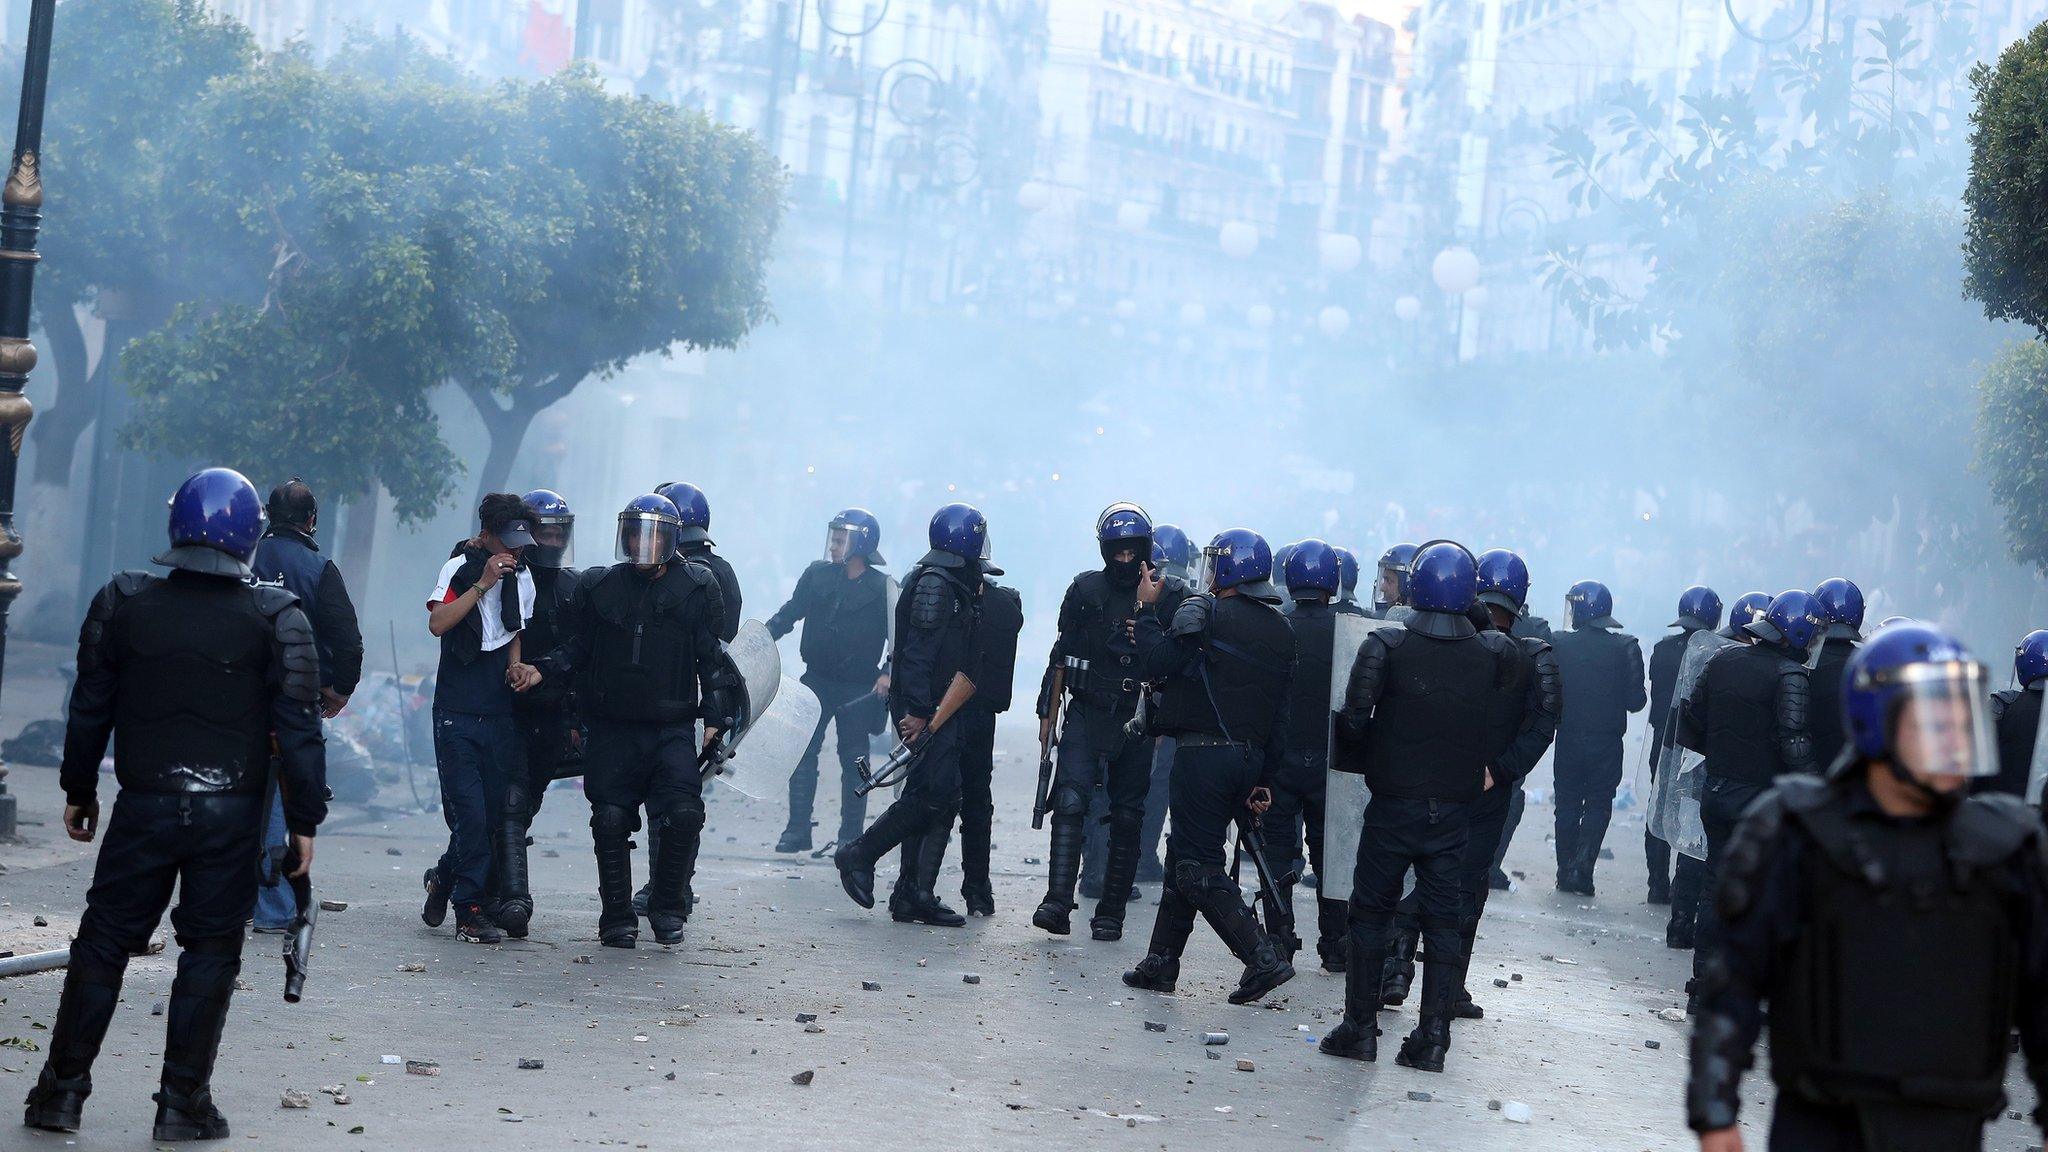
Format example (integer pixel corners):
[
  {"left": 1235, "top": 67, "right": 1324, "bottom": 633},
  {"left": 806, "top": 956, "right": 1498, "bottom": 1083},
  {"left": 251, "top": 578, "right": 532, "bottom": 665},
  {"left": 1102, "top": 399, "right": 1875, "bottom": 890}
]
[
  {"left": 1033, "top": 668, "right": 1065, "bottom": 830},
  {"left": 279, "top": 844, "right": 317, "bottom": 1004}
]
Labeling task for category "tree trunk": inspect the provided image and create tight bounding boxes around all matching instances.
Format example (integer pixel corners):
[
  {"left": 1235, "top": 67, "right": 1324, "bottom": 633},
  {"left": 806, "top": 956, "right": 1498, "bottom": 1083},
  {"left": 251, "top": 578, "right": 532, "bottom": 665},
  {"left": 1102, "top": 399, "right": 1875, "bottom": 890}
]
[
  {"left": 464, "top": 380, "right": 572, "bottom": 513},
  {"left": 336, "top": 481, "right": 379, "bottom": 600}
]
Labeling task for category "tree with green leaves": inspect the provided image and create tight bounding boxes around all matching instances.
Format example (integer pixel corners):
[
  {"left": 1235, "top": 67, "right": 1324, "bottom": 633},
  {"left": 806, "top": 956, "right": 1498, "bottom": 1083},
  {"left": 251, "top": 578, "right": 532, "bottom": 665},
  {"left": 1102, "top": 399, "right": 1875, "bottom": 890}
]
[
  {"left": 1975, "top": 339, "right": 2048, "bottom": 571},
  {"left": 1963, "top": 20, "right": 2048, "bottom": 336}
]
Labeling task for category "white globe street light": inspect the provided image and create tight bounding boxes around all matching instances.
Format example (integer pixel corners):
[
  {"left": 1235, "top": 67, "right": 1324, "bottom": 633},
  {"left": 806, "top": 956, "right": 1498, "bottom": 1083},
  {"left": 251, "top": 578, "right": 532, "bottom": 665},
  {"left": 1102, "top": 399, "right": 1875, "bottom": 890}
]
[
  {"left": 1431, "top": 246, "right": 1481, "bottom": 295},
  {"left": 1219, "top": 220, "right": 1259, "bottom": 259},
  {"left": 1318, "top": 233, "right": 1363, "bottom": 274},
  {"left": 1015, "top": 181, "right": 1052, "bottom": 212},
  {"left": 1317, "top": 305, "right": 1351, "bottom": 339},
  {"left": 1394, "top": 295, "right": 1422, "bottom": 322}
]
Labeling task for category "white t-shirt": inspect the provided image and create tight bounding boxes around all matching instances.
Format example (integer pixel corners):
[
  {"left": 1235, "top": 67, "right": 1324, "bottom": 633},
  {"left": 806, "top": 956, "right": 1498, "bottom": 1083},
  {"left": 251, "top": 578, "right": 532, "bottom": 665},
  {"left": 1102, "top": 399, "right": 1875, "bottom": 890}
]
[{"left": 429, "top": 556, "right": 535, "bottom": 652}]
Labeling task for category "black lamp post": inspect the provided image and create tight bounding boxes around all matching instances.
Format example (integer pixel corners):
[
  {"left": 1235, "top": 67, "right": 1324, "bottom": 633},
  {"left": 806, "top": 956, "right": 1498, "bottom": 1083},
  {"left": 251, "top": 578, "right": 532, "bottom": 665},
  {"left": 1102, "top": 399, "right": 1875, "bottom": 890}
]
[{"left": 0, "top": 0, "right": 58, "bottom": 839}]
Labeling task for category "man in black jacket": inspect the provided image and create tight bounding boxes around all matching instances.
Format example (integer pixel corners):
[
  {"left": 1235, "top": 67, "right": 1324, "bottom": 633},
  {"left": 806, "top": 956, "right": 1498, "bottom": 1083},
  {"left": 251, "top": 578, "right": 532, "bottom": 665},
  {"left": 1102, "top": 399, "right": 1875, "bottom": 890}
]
[
  {"left": 834, "top": 504, "right": 988, "bottom": 927},
  {"left": 1984, "top": 629, "right": 2048, "bottom": 798},
  {"left": 1318, "top": 542, "right": 1517, "bottom": 1071},
  {"left": 1677, "top": 589, "right": 1821, "bottom": 1012},
  {"left": 1550, "top": 580, "right": 1647, "bottom": 896},
  {"left": 23, "top": 469, "right": 326, "bottom": 1141},
  {"left": 1121, "top": 529, "right": 1296, "bottom": 1006},
  {"left": 249, "top": 479, "right": 362, "bottom": 933},
  {"left": 769, "top": 509, "right": 892, "bottom": 853},
  {"left": 1647, "top": 587, "right": 1720, "bottom": 943},
  {"left": 954, "top": 564, "right": 1023, "bottom": 916},
  {"left": 657, "top": 481, "right": 741, "bottom": 640},
  {"left": 1272, "top": 540, "right": 1348, "bottom": 970},
  {"left": 516, "top": 494, "right": 739, "bottom": 949},
  {"left": 1807, "top": 577, "right": 1864, "bottom": 769}
]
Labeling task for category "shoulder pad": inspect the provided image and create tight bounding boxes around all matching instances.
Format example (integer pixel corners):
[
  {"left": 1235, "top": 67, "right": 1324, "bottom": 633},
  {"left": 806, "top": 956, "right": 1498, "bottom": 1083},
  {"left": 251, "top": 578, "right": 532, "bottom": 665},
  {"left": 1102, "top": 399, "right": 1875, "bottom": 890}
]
[
  {"left": 1517, "top": 634, "right": 1553, "bottom": 657},
  {"left": 1161, "top": 574, "right": 1190, "bottom": 596},
  {"left": 1168, "top": 592, "right": 1213, "bottom": 638},
  {"left": 679, "top": 558, "right": 719, "bottom": 590},
  {"left": 1071, "top": 570, "right": 1107, "bottom": 596},
  {"left": 251, "top": 583, "right": 303, "bottom": 619},
  {"left": 90, "top": 571, "right": 157, "bottom": 620},
  {"left": 1378, "top": 625, "right": 1408, "bottom": 650},
  {"left": 909, "top": 571, "right": 956, "bottom": 629},
  {"left": 802, "top": 559, "right": 835, "bottom": 580},
  {"left": 1476, "top": 630, "right": 1513, "bottom": 655},
  {"left": 111, "top": 570, "right": 156, "bottom": 599},
  {"left": 1948, "top": 793, "right": 2045, "bottom": 869},
  {"left": 272, "top": 603, "right": 322, "bottom": 703}
]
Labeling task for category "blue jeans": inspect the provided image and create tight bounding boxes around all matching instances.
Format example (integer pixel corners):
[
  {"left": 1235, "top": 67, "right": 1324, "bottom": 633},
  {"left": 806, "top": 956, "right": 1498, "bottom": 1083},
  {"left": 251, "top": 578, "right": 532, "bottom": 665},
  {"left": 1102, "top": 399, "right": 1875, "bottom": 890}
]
[
  {"left": 253, "top": 789, "right": 295, "bottom": 929},
  {"left": 432, "top": 709, "right": 521, "bottom": 910}
]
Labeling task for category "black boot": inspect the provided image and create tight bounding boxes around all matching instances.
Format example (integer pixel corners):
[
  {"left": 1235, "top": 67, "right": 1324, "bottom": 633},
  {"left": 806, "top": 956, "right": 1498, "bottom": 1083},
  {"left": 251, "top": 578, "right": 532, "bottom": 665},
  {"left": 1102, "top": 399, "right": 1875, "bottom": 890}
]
[
  {"left": 496, "top": 784, "right": 535, "bottom": 938},
  {"left": 1123, "top": 878, "right": 1196, "bottom": 992},
  {"left": 632, "top": 819, "right": 660, "bottom": 919},
  {"left": 960, "top": 809, "right": 995, "bottom": 916},
  {"left": 1264, "top": 881, "right": 1304, "bottom": 963},
  {"left": 1032, "top": 814, "right": 1085, "bottom": 936},
  {"left": 1319, "top": 928, "right": 1383, "bottom": 1061},
  {"left": 155, "top": 941, "right": 239, "bottom": 1140},
  {"left": 1379, "top": 922, "right": 1419, "bottom": 1007},
  {"left": 1316, "top": 897, "right": 1349, "bottom": 973},
  {"left": 1450, "top": 918, "right": 1483, "bottom": 1020},
  {"left": 836, "top": 800, "right": 926, "bottom": 911},
  {"left": 591, "top": 805, "right": 639, "bottom": 948},
  {"left": 1645, "top": 827, "right": 1672, "bottom": 905},
  {"left": 779, "top": 767, "right": 818, "bottom": 853},
  {"left": 1187, "top": 868, "right": 1293, "bottom": 1004},
  {"left": 421, "top": 865, "right": 450, "bottom": 928},
  {"left": 1666, "top": 910, "right": 1696, "bottom": 950},
  {"left": 1090, "top": 813, "right": 1143, "bottom": 942},
  {"left": 647, "top": 807, "right": 702, "bottom": 945},
  {"left": 887, "top": 834, "right": 923, "bottom": 921},
  {"left": 910, "top": 820, "right": 967, "bottom": 927},
  {"left": 836, "top": 762, "right": 869, "bottom": 847},
  {"left": 1399, "top": 941, "right": 1460, "bottom": 1071},
  {"left": 1396, "top": 1015, "right": 1452, "bottom": 1073},
  {"left": 24, "top": 950, "right": 124, "bottom": 1131}
]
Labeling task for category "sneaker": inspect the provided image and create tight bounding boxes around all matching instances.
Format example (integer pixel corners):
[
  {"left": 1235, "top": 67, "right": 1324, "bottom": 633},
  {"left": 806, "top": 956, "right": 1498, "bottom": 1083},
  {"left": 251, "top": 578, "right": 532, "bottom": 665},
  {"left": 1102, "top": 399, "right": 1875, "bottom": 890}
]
[
  {"left": 456, "top": 905, "right": 504, "bottom": 945},
  {"left": 421, "top": 867, "right": 450, "bottom": 928}
]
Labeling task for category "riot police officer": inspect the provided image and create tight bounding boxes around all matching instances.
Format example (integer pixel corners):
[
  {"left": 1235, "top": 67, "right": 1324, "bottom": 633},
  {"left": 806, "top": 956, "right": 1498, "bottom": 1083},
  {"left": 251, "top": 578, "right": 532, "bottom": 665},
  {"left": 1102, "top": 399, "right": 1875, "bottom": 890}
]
[
  {"left": 1550, "top": 580, "right": 1647, "bottom": 896},
  {"left": 1121, "top": 529, "right": 1297, "bottom": 1005},
  {"left": 1033, "top": 503, "right": 1177, "bottom": 942},
  {"left": 656, "top": 481, "right": 740, "bottom": 640},
  {"left": 493, "top": 490, "right": 581, "bottom": 938},
  {"left": 1272, "top": 539, "right": 1348, "bottom": 969},
  {"left": 1383, "top": 548, "right": 1562, "bottom": 1012},
  {"left": 1332, "top": 546, "right": 1370, "bottom": 618},
  {"left": 1982, "top": 628, "right": 2047, "bottom": 798},
  {"left": 1648, "top": 586, "right": 1721, "bottom": 938},
  {"left": 1136, "top": 523, "right": 1196, "bottom": 882},
  {"left": 516, "top": 495, "right": 740, "bottom": 948},
  {"left": 834, "top": 504, "right": 988, "bottom": 925},
  {"left": 1808, "top": 577, "right": 1865, "bottom": 768},
  {"left": 1722, "top": 591, "right": 1772, "bottom": 641},
  {"left": 1676, "top": 588, "right": 1821, "bottom": 1007},
  {"left": 1319, "top": 542, "right": 1518, "bottom": 1070},
  {"left": 1372, "top": 542, "right": 1419, "bottom": 618},
  {"left": 23, "top": 469, "right": 326, "bottom": 1140},
  {"left": 768, "top": 508, "right": 891, "bottom": 854},
  {"left": 954, "top": 559, "right": 1023, "bottom": 915},
  {"left": 1688, "top": 622, "right": 2048, "bottom": 1152}
]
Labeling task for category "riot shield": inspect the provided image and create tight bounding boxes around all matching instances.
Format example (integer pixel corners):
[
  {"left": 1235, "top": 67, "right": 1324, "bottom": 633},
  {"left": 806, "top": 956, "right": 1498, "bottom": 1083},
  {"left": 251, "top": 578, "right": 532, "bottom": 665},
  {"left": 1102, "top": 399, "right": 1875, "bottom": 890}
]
[
  {"left": 1649, "top": 628, "right": 1736, "bottom": 860},
  {"left": 706, "top": 620, "right": 817, "bottom": 797},
  {"left": 2027, "top": 689, "right": 2048, "bottom": 806},
  {"left": 1321, "top": 614, "right": 1400, "bottom": 902}
]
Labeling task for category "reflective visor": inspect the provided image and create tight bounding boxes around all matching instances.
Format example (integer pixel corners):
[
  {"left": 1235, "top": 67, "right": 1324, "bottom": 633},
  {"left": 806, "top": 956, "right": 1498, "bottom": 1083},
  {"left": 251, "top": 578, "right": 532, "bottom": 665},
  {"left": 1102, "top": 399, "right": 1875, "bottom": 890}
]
[
  {"left": 529, "top": 516, "right": 574, "bottom": 569},
  {"left": 617, "top": 511, "right": 679, "bottom": 565},
  {"left": 1888, "top": 661, "right": 1998, "bottom": 781}
]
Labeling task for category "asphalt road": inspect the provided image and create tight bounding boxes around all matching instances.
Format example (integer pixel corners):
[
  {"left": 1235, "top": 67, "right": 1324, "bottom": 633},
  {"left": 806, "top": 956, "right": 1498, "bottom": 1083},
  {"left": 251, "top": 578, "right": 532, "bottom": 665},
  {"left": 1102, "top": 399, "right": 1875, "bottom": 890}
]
[{"left": 0, "top": 657, "right": 2041, "bottom": 1150}]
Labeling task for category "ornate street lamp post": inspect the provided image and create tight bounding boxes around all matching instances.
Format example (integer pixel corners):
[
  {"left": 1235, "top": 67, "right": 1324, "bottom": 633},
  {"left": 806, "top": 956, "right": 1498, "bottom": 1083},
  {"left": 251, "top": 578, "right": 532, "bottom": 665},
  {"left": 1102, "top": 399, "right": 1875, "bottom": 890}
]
[{"left": 0, "top": 0, "right": 57, "bottom": 839}]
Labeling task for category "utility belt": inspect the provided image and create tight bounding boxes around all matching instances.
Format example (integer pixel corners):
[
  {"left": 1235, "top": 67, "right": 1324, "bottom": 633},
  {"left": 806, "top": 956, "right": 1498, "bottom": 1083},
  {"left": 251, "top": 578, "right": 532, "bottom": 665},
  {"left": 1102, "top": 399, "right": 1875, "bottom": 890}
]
[
  {"left": 1061, "top": 656, "right": 1145, "bottom": 707},
  {"left": 1178, "top": 732, "right": 1250, "bottom": 750}
]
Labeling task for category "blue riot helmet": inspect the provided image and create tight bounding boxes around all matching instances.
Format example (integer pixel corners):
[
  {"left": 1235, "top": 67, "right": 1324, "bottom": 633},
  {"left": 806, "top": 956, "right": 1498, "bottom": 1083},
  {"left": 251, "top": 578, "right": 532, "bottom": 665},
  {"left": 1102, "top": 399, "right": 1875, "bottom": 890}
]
[
  {"left": 1284, "top": 539, "right": 1340, "bottom": 599},
  {"left": 617, "top": 494, "right": 682, "bottom": 567},
  {"left": 1475, "top": 548, "right": 1530, "bottom": 616},
  {"left": 522, "top": 489, "right": 575, "bottom": 569},
  {"left": 1375, "top": 543, "right": 1419, "bottom": 611},
  {"left": 1151, "top": 523, "right": 1194, "bottom": 580},
  {"left": 925, "top": 503, "right": 989, "bottom": 570},
  {"left": 1746, "top": 589, "right": 1827, "bottom": 660},
  {"left": 1196, "top": 528, "right": 1276, "bottom": 600},
  {"left": 1408, "top": 540, "right": 1479, "bottom": 614},
  {"left": 1812, "top": 577, "right": 1865, "bottom": 641},
  {"left": 1843, "top": 622, "right": 1996, "bottom": 791},
  {"left": 1564, "top": 580, "right": 1616, "bottom": 630},
  {"left": 653, "top": 481, "right": 712, "bottom": 546},
  {"left": 1673, "top": 585, "right": 1723, "bottom": 631},
  {"left": 1096, "top": 501, "right": 1153, "bottom": 587},
  {"left": 1334, "top": 546, "right": 1361, "bottom": 602},
  {"left": 2015, "top": 630, "right": 2048, "bottom": 688},
  {"left": 1727, "top": 591, "right": 1773, "bottom": 638},
  {"left": 826, "top": 507, "right": 884, "bottom": 565},
  {"left": 1272, "top": 541, "right": 1300, "bottom": 596},
  {"left": 160, "top": 467, "right": 266, "bottom": 577}
]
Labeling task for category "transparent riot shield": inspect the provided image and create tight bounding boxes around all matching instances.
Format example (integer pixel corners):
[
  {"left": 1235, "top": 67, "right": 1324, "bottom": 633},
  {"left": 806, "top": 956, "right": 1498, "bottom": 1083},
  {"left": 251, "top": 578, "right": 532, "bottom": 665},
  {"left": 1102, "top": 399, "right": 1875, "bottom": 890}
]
[
  {"left": 707, "top": 620, "right": 817, "bottom": 798},
  {"left": 1649, "top": 628, "right": 1736, "bottom": 860},
  {"left": 2027, "top": 689, "right": 2048, "bottom": 806},
  {"left": 1322, "top": 614, "right": 1401, "bottom": 902}
]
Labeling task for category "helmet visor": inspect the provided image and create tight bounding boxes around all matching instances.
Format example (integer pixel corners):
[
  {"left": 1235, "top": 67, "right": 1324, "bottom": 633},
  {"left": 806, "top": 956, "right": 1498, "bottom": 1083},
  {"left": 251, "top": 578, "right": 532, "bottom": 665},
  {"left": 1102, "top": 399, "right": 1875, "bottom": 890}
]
[
  {"left": 529, "top": 516, "right": 574, "bottom": 569},
  {"left": 825, "top": 525, "right": 855, "bottom": 564},
  {"left": 1194, "top": 545, "right": 1227, "bottom": 593},
  {"left": 617, "top": 511, "right": 679, "bottom": 565},
  {"left": 1889, "top": 662, "right": 1998, "bottom": 782}
]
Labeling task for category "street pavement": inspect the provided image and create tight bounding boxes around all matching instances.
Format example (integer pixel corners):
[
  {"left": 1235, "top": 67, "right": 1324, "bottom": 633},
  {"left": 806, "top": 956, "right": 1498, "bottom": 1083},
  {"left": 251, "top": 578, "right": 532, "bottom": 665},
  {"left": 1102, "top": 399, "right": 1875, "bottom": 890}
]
[{"left": 0, "top": 644, "right": 2042, "bottom": 1151}]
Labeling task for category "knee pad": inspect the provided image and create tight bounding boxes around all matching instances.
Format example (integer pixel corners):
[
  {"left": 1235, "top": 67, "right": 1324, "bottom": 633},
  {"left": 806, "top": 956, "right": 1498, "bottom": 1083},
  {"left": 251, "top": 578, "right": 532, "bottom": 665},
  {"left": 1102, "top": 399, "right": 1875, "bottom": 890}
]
[
  {"left": 590, "top": 803, "right": 639, "bottom": 843},
  {"left": 1174, "top": 861, "right": 1233, "bottom": 903},
  {"left": 504, "top": 783, "right": 531, "bottom": 820},
  {"left": 1052, "top": 784, "right": 1089, "bottom": 819},
  {"left": 654, "top": 798, "right": 706, "bottom": 837}
]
